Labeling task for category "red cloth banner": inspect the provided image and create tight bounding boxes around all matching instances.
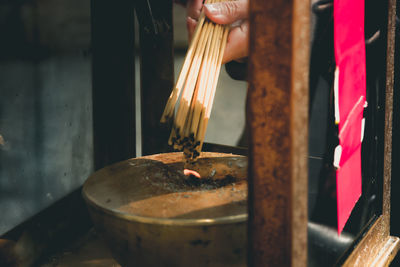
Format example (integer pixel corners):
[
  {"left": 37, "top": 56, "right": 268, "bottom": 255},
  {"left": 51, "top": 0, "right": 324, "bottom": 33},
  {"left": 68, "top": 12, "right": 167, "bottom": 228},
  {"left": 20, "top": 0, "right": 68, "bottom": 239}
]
[{"left": 334, "top": 0, "right": 367, "bottom": 234}]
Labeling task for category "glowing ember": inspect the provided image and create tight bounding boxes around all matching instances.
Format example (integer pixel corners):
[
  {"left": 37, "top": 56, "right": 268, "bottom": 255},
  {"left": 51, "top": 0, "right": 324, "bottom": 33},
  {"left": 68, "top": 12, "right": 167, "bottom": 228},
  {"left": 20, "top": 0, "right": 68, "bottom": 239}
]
[{"left": 183, "top": 169, "right": 201, "bottom": 179}]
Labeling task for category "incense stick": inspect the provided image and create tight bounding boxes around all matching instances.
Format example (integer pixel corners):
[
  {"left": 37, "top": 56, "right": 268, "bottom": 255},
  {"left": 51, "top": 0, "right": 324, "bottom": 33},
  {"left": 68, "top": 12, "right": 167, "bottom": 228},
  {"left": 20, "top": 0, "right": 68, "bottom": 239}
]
[
  {"left": 170, "top": 21, "right": 213, "bottom": 147},
  {"left": 160, "top": 0, "right": 214, "bottom": 123},
  {"left": 196, "top": 26, "right": 229, "bottom": 154},
  {"left": 162, "top": 0, "right": 229, "bottom": 161}
]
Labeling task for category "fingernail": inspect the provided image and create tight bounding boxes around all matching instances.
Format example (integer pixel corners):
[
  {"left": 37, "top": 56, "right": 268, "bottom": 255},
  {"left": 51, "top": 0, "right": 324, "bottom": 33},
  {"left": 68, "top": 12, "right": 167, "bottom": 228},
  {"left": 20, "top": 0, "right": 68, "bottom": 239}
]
[{"left": 204, "top": 3, "right": 220, "bottom": 14}]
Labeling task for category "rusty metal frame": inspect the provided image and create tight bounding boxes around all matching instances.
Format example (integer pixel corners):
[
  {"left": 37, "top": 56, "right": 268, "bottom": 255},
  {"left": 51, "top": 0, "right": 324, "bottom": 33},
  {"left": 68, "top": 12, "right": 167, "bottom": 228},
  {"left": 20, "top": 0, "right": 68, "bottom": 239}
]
[
  {"left": 247, "top": 0, "right": 399, "bottom": 266},
  {"left": 247, "top": 0, "right": 310, "bottom": 266}
]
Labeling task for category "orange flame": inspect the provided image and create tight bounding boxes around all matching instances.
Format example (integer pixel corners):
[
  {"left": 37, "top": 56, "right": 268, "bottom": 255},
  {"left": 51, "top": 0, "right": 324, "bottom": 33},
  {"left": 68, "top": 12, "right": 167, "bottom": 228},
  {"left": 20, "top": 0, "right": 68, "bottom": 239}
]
[{"left": 183, "top": 169, "right": 201, "bottom": 179}]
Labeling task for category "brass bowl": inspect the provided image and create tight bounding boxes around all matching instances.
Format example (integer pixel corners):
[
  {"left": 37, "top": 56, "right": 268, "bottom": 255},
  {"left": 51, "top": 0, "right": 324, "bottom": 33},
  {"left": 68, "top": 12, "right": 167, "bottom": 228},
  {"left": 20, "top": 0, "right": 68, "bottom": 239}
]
[{"left": 82, "top": 152, "right": 248, "bottom": 267}]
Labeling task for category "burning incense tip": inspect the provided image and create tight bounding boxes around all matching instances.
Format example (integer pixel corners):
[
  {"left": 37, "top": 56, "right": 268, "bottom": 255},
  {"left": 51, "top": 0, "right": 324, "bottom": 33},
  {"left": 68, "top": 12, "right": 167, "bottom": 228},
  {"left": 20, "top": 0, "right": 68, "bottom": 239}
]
[{"left": 183, "top": 169, "right": 201, "bottom": 179}]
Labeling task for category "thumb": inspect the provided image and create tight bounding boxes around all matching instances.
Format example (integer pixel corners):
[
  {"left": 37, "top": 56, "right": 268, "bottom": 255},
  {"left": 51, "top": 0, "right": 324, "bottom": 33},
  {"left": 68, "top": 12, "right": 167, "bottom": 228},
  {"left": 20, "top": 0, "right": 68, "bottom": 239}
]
[{"left": 203, "top": 0, "right": 248, "bottom": 25}]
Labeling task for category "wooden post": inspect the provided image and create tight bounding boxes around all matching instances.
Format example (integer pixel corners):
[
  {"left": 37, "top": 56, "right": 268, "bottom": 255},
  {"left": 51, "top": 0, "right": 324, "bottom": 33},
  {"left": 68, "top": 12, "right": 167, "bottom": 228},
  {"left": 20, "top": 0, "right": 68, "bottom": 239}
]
[
  {"left": 91, "top": 0, "right": 136, "bottom": 170},
  {"left": 247, "top": 0, "right": 310, "bottom": 266},
  {"left": 139, "top": 0, "right": 174, "bottom": 155}
]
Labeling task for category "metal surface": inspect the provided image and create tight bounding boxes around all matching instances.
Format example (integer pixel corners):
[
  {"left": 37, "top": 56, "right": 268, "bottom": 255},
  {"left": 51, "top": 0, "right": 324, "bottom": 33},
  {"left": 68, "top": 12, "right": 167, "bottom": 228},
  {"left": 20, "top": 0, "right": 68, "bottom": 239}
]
[
  {"left": 371, "top": 236, "right": 400, "bottom": 266},
  {"left": 391, "top": 0, "right": 400, "bottom": 250},
  {"left": 247, "top": 0, "right": 310, "bottom": 266},
  {"left": 342, "top": 217, "right": 400, "bottom": 266},
  {"left": 382, "top": 0, "right": 396, "bottom": 236},
  {"left": 83, "top": 152, "right": 247, "bottom": 267}
]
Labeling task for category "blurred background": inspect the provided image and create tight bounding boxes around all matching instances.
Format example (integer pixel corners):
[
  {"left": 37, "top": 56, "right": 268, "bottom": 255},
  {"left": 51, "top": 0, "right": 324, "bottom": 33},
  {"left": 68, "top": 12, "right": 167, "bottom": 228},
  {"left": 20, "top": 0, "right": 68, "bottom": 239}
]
[{"left": 0, "top": 0, "right": 246, "bottom": 236}]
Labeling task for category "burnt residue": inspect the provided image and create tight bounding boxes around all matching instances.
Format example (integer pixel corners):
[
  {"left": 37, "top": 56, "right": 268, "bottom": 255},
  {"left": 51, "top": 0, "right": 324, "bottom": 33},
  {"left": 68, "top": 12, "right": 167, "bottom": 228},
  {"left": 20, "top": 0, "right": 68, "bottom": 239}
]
[
  {"left": 137, "top": 159, "right": 241, "bottom": 193},
  {"left": 182, "top": 175, "right": 237, "bottom": 190}
]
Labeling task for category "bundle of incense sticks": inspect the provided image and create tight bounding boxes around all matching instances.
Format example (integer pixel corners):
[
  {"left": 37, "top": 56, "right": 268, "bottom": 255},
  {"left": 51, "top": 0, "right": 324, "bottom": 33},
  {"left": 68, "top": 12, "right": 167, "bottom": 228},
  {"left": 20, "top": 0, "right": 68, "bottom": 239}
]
[{"left": 160, "top": 0, "right": 229, "bottom": 162}]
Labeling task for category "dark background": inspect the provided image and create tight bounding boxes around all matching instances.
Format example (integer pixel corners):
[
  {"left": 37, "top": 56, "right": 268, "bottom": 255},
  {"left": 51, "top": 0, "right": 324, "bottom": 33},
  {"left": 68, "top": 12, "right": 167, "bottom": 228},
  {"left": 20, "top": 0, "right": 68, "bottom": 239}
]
[{"left": 0, "top": 0, "right": 93, "bottom": 235}]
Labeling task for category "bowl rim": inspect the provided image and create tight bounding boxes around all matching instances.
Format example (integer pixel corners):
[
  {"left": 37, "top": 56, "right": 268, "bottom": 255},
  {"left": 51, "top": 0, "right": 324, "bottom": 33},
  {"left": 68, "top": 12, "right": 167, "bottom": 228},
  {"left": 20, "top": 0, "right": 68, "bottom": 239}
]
[{"left": 82, "top": 152, "right": 248, "bottom": 226}]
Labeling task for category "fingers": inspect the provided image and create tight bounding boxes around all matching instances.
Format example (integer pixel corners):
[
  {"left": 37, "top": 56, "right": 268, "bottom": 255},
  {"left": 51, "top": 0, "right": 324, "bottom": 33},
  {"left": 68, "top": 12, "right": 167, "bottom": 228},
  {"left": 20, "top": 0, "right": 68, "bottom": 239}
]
[
  {"left": 222, "top": 20, "right": 249, "bottom": 64},
  {"left": 204, "top": 0, "right": 248, "bottom": 25},
  {"left": 185, "top": 0, "right": 249, "bottom": 63},
  {"left": 186, "top": 0, "right": 203, "bottom": 42},
  {"left": 186, "top": 0, "right": 203, "bottom": 20},
  {"left": 187, "top": 17, "right": 197, "bottom": 41}
]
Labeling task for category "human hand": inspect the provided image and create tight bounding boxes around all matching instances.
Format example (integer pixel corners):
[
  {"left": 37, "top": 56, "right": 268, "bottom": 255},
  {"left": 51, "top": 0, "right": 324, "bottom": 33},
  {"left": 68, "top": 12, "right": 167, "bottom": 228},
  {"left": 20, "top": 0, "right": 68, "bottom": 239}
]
[
  {"left": 185, "top": 0, "right": 204, "bottom": 40},
  {"left": 187, "top": 0, "right": 249, "bottom": 64}
]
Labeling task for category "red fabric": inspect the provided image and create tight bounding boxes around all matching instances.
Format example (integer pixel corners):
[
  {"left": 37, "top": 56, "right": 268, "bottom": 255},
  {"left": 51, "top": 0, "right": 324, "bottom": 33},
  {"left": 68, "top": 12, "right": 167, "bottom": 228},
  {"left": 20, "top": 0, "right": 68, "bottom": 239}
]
[{"left": 334, "top": 0, "right": 366, "bottom": 234}]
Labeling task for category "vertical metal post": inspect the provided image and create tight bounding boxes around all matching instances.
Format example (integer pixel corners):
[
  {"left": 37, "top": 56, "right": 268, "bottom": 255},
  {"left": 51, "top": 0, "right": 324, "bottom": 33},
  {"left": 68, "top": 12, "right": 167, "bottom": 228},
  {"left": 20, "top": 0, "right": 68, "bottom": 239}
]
[
  {"left": 91, "top": 0, "right": 136, "bottom": 170},
  {"left": 382, "top": 0, "right": 396, "bottom": 232},
  {"left": 247, "top": 0, "right": 310, "bottom": 266},
  {"left": 139, "top": 0, "right": 174, "bottom": 155}
]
